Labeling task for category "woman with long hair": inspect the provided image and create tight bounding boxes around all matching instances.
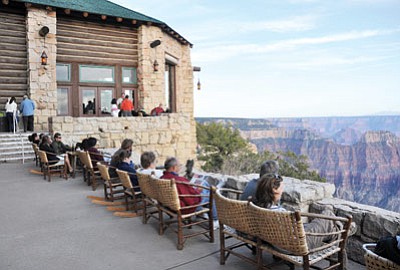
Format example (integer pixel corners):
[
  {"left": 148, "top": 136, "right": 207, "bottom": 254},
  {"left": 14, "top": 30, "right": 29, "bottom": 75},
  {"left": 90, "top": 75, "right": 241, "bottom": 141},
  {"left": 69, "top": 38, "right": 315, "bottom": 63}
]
[{"left": 5, "top": 97, "right": 17, "bottom": 133}]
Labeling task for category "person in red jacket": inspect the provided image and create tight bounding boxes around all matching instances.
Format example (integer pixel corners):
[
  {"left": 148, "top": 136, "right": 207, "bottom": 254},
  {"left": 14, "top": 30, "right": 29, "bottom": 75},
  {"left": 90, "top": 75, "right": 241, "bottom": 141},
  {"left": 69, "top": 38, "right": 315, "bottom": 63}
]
[
  {"left": 120, "top": 95, "right": 134, "bottom": 116},
  {"left": 161, "top": 157, "right": 201, "bottom": 214}
]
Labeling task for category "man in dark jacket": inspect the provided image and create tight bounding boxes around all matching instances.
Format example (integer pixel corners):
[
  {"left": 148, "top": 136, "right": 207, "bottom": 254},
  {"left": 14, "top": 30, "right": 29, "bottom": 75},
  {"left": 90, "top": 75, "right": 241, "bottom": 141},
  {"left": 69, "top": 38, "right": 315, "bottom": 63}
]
[{"left": 51, "top": 133, "right": 72, "bottom": 155}]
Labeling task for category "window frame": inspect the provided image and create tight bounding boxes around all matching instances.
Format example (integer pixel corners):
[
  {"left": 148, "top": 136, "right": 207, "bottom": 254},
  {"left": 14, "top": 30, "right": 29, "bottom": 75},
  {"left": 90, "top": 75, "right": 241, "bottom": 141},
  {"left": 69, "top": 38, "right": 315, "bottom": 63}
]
[{"left": 79, "top": 64, "right": 115, "bottom": 83}]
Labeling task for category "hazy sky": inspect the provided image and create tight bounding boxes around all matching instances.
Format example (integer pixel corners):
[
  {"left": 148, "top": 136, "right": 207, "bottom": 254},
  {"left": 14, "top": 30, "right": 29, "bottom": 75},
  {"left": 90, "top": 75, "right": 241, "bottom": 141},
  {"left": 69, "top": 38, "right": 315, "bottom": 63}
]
[{"left": 110, "top": 0, "right": 400, "bottom": 118}]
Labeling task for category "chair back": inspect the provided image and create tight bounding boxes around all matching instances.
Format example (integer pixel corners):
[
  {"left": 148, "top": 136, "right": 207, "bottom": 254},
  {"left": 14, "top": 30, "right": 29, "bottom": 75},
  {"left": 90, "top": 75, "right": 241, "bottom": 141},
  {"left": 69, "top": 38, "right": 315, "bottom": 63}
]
[
  {"left": 32, "top": 143, "right": 39, "bottom": 155},
  {"left": 137, "top": 172, "right": 158, "bottom": 200},
  {"left": 363, "top": 243, "right": 400, "bottom": 270},
  {"left": 116, "top": 169, "right": 134, "bottom": 190},
  {"left": 78, "top": 151, "right": 93, "bottom": 170},
  {"left": 249, "top": 202, "right": 308, "bottom": 255},
  {"left": 152, "top": 178, "right": 180, "bottom": 211},
  {"left": 38, "top": 150, "right": 49, "bottom": 163},
  {"left": 214, "top": 188, "right": 256, "bottom": 236},
  {"left": 97, "top": 162, "right": 110, "bottom": 182}
]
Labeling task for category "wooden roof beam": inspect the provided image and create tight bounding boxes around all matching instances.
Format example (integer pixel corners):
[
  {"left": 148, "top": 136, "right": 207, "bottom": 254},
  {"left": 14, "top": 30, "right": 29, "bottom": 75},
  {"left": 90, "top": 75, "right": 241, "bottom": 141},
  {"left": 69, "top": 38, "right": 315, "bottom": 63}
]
[
  {"left": 131, "top": 19, "right": 137, "bottom": 25},
  {"left": 83, "top": 12, "right": 89, "bottom": 18},
  {"left": 64, "top": 8, "right": 71, "bottom": 15},
  {"left": 2, "top": 0, "right": 9, "bottom": 5},
  {"left": 116, "top": 17, "right": 123, "bottom": 22},
  {"left": 25, "top": 3, "right": 32, "bottom": 8},
  {"left": 101, "top": 15, "right": 107, "bottom": 20}
]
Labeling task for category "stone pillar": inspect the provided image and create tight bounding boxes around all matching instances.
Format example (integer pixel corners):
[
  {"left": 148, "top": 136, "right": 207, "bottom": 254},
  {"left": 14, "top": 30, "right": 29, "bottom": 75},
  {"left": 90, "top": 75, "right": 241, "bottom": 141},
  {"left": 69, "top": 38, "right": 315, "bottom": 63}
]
[{"left": 26, "top": 8, "right": 57, "bottom": 131}]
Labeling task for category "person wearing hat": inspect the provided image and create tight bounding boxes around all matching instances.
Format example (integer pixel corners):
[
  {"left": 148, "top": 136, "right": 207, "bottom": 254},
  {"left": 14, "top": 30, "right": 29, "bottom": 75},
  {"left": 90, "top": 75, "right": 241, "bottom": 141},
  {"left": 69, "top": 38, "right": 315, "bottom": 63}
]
[{"left": 20, "top": 95, "right": 35, "bottom": 132}]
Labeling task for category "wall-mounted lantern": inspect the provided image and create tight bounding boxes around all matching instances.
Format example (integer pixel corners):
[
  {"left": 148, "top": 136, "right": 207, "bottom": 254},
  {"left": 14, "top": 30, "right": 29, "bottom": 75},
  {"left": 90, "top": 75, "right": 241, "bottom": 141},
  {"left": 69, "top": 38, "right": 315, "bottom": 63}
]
[
  {"left": 40, "top": 51, "right": 48, "bottom": 65},
  {"left": 153, "top": 60, "right": 159, "bottom": 72},
  {"left": 39, "top": 26, "right": 49, "bottom": 65}
]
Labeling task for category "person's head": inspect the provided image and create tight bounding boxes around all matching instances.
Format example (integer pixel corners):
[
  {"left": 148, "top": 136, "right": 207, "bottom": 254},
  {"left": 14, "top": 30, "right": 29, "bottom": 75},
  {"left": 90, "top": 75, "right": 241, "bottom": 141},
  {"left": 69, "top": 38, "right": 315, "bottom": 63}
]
[
  {"left": 86, "top": 137, "right": 97, "bottom": 148},
  {"left": 164, "top": 157, "right": 180, "bottom": 173},
  {"left": 9, "top": 97, "right": 16, "bottom": 104},
  {"left": 23, "top": 95, "right": 28, "bottom": 100},
  {"left": 260, "top": 160, "right": 279, "bottom": 177},
  {"left": 125, "top": 95, "right": 129, "bottom": 99},
  {"left": 254, "top": 173, "right": 284, "bottom": 208},
  {"left": 121, "top": 93, "right": 125, "bottom": 98},
  {"left": 54, "top": 132, "right": 62, "bottom": 142},
  {"left": 120, "top": 139, "right": 133, "bottom": 152},
  {"left": 112, "top": 149, "right": 131, "bottom": 164},
  {"left": 141, "top": 151, "right": 156, "bottom": 169},
  {"left": 158, "top": 103, "right": 163, "bottom": 108},
  {"left": 41, "top": 135, "right": 52, "bottom": 145},
  {"left": 28, "top": 132, "right": 38, "bottom": 142},
  {"left": 111, "top": 98, "right": 117, "bottom": 105}
]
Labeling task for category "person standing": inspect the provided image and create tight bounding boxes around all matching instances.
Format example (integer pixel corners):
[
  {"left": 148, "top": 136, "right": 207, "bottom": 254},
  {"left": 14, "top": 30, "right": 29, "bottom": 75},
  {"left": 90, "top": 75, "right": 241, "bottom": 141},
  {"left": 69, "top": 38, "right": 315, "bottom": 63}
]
[
  {"left": 120, "top": 95, "right": 134, "bottom": 116},
  {"left": 5, "top": 97, "right": 17, "bottom": 133},
  {"left": 20, "top": 95, "right": 35, "bottom": 132}
]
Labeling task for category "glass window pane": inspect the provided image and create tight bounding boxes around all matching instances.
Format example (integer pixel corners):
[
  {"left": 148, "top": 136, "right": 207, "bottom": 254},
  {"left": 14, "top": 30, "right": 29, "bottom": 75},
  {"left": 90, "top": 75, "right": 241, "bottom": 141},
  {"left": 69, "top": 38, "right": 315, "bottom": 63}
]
[
  {"left": 100, "top": 89, "right": 113, "bottom": 115},
  {"left": 82, "top": 89, "right": 96, "bottom": 115},
  {"left": 122, "top": 67, "right": 137, "bottom": 84},
  {"left": 57, "top": 88, "right": 69, "bottom": 115},
  {"left": 56, "top": 64, "right": 70, "bottom": 81},
  {"left": 80, "top": 65, "right": 114, "bottom": 83}
]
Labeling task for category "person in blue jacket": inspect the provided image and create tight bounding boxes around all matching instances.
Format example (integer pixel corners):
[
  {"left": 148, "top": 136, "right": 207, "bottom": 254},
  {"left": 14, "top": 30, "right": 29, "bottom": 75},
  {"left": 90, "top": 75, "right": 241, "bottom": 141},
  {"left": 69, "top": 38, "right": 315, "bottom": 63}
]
[
  {"left": 20, "top": 95, "right": 35, "bottom": 132},
  {"left": 115, "top": 149, "right": 139, "bottom": 191}
]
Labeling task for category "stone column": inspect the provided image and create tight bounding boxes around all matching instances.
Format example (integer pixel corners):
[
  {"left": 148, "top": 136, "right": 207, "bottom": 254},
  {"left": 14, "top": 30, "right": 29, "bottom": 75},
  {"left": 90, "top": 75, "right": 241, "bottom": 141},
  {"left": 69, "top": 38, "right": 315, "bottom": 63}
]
[{"left": 26, "top": 7, "right": 57, "bottom": 131}]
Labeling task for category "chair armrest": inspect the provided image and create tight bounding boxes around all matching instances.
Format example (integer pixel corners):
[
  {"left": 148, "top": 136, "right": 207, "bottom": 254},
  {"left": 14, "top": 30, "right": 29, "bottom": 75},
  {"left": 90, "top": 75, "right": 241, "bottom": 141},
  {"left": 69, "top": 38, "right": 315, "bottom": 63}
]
[{"left": 300, "top": 212, "right": 350, "bottom": 223}]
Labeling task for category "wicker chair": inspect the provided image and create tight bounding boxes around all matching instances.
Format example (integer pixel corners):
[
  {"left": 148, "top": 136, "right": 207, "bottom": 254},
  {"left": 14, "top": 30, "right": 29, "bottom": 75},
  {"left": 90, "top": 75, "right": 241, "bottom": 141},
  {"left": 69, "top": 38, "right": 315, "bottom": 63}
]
[
  {"left": 115, "top": 169, "right": 142, "bottom": 213},
  {"left": 37, "top": 150, "right": 67, "bottom": 182},
  {"left": 137, "top": 172, "right": 160, "bottom": 224},
  {"left": 32, "top": 143, "right": 40, "bottom": 167},
  {"left": 97, "top": 163, "right": 124, "bottom": 202},
  {"left": 151, "top": 177, "right": 214, "bottom": 250},
  {"left": 363, "top": 243, "right": 400, "bottom": 270},
  {"left": 250, "top": 202, "right": 352, "bottom": 270},
  {"left": 214, "top": 188, "right": 258, "bottom": 267},
  {"left": 78, "top": 151, "right": 101, "bottom": 191}
]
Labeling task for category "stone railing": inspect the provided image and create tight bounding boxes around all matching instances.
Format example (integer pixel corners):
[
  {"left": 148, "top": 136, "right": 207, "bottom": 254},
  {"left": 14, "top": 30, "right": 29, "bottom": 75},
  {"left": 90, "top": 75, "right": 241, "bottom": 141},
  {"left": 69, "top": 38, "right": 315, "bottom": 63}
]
[
  {"left": 200, "top": 171, "right": 400, "bottom": 265},
  {"left": 48, "top": 113, "right": 197, "bottom": 163}
]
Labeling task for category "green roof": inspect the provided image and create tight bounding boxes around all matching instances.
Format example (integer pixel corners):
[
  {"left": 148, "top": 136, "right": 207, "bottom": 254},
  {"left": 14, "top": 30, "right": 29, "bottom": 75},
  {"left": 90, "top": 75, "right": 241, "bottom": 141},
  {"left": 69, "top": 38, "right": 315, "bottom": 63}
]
[{"left": 16, "top": 0, "right": 163, "bottom": 24}]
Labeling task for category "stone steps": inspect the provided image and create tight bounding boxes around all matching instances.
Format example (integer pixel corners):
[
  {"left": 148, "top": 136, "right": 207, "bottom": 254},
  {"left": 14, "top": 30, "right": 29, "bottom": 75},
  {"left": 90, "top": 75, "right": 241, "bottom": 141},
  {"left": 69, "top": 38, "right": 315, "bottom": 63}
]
[{"left": 0, "top": 132, "right": 36, "bottom": 163}]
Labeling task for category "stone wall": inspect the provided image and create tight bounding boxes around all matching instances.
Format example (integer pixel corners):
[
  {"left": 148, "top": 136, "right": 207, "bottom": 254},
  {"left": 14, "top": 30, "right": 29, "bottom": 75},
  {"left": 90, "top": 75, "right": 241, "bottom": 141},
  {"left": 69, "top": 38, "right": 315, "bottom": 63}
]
[
  {"left": 201, "top": 172, "right": 400, "bottom": 265},
  {"left": 49, "top": 113, "right": 197, "bottom": 163},
  {"left": 26, "top": 7, "right": 57, "bottom": 131}
]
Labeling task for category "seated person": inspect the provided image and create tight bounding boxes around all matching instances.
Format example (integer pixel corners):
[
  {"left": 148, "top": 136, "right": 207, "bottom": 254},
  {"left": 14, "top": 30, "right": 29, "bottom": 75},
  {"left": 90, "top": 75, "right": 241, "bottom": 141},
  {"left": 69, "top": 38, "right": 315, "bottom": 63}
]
[
  {"left": 86, "top": 137, "right": 104, "bottom": 168},
  {"left": 240, "top": 160, "right": 278, "bottom": 201},
  {"left": 161, "top": 157, "right": 202, "bottom": 215},
  {"left": 374, "top": 235, "right": 400, "bottom": 265},
  {"left": 51, "top": 132, "right": 72, "bottom": 155},
  {"left": 39, "top": 135, "right": 73, "bottom": 173},
  {"left": 138, "top": 151, "right": 163, "bottom": 178},
  {"left": 150, "top": 103, "right": 164, "bottom": 116},
  {"left": 113, "top": 149, "right": 139, "bottom": 190},
  {"left": 109, "top": 139, "right": 134, "bottom": 178},
  {"left": 253, "top": 174, "right": 356, "bottom": 251},
  {"left": 28, "top": 132, "right": 40, "bottom": 145}
]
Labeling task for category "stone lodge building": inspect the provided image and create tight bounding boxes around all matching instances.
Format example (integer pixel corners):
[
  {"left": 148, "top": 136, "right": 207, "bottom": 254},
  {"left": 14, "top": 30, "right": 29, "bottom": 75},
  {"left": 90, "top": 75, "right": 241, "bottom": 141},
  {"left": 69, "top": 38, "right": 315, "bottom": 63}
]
[{"left": 0, "top": 0, "right": 197, "bottom": 162}]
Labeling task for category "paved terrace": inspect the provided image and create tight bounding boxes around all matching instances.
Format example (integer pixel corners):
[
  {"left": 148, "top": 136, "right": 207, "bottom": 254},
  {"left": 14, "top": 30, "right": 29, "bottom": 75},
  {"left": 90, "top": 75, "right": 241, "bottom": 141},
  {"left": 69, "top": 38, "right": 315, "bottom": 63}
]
[{"left": 0, "top": 162, "right": 365, "bottom": 270}]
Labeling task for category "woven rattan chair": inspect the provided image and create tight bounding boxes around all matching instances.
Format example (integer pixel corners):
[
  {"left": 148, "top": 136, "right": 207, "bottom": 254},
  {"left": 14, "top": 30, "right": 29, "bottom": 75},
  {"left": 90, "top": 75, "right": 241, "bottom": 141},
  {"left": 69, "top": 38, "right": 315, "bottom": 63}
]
[
  {"left": 137, "top": 172, "right": 160, "bottom": 224},
  {"left": 250, "top": 202, "right": 352, "bottom": 270},
  {"left": 363, "top": 243, "right": 400, "bottom": 270},
  {"left": 37, "top": 150, "right": 67, "bottom": 182},
  {"left": 78, "top": 151, "right": 101, "bottom": 191},
  {"left": 214, "top": 188, "right": 258, "bottom": 267},
  {"left": 116, "top": 169, "right": 142, "bottom": 213},
  {"left": 32, "top": 143, "right": 40, "bottom": 167},
  {"left": 151, "top": 177, "right": 214, "bottom": 250},
  {"left": 97, "top": 163, "right": 124, "bottom": 202}
]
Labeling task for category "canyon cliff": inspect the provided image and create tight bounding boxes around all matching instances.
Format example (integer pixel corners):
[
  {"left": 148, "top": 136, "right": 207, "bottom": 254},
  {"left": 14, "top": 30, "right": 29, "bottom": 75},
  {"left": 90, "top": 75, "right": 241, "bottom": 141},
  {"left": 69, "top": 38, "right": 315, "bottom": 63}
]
[{"left": 196, "top": 116, "right": 400, "bottom": 212}]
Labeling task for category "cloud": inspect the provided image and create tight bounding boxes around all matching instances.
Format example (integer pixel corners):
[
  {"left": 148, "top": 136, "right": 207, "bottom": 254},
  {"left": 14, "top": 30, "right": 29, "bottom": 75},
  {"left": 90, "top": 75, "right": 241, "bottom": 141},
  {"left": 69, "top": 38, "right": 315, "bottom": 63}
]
[{"left": 192, "top": 28, "right": 400, "bottom": 62}]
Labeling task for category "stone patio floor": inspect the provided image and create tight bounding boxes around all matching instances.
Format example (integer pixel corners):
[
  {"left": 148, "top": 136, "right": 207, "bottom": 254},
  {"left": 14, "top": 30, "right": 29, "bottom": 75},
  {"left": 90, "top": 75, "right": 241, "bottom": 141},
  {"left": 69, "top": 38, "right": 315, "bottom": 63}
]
[{"left": 0, "top": 161, "right": 365, "bottom": 270}]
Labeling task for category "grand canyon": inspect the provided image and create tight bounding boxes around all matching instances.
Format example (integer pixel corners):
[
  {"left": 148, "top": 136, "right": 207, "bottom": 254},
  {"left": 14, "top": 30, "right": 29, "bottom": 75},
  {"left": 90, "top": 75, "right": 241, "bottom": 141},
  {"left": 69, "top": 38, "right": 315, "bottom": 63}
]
[{"left": 197, "top": 116, "right": 400, "bottom": 212}]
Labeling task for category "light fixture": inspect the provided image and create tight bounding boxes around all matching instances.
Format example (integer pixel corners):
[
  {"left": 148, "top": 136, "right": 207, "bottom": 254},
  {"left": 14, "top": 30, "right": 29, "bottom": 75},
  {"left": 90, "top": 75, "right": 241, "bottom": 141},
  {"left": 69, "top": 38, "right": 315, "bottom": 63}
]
[
  {"left": 197, "top": 78, "right": 201, "bottom": 90},
  {"left": 41, "top": 51, "right": 48, "bottom": 65},
  {"left": 153, "top": 60, "right": 159, "bottom": 72}
]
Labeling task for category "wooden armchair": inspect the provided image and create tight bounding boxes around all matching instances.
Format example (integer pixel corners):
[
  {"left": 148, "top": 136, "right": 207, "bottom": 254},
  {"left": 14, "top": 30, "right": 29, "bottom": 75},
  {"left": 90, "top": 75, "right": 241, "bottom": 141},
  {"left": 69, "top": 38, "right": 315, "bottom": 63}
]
[
  {"left": 115, "top": 169, "right": 142, "bottom": 213},
  {"left": 37, "top": 150, "right": 67, "bottom": 182},
  {"left": 137, "top": 172, "right": 160, "bottom": 224},
  {"left": 78, "top": 151, "right": 101, "bottom": 191},
  {"left": 97, "top": 163, "right": 124, "bottom": 202},
  {"left": 214, "top": 188, "right": 258, "bottom": 267},
  {"left": 151, "top": 178, "right": 214, "bottom": 250},
  {"left": 363, "top": 243, "right": 400, "bottom": 270},
  {"left": 250, "top": 202, "right": 352, "bottom": 270}
]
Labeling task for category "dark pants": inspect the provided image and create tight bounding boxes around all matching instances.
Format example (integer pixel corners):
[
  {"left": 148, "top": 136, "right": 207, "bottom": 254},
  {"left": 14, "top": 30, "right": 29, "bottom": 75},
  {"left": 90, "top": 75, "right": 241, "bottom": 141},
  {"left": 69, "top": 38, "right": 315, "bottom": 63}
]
[
  {"left": 22, "top": 115, "right": 34, "bottom": 132},
  {"left": 6, "top": 112, "right": 15, "bottom": 132}
]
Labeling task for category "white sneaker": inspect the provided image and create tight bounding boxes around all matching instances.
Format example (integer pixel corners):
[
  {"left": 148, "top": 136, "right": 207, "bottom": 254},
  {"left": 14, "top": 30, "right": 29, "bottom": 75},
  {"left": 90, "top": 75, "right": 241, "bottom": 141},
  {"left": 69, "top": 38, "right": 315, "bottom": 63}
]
[{"left": 213, "top": 220, "right": 220, "bottom": 230}]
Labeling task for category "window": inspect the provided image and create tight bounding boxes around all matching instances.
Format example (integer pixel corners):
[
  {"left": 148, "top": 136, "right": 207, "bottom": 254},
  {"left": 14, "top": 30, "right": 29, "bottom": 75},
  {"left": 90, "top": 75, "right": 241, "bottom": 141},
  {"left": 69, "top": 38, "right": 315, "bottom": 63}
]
[
  {"left": 79, "top": 65, "right": 114, "bottom": 83},
  {"left": 57, "top": 87, "right": 70, "bottom": 115},
  {"left": 165, "top": 62, "right": 176, "bottom": 112},
  {"left": 56, "top": 64, "right": 71, "bottom": 82},
  {"left": 122, "top": 67, "right": 137, "bottom": 84}
]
